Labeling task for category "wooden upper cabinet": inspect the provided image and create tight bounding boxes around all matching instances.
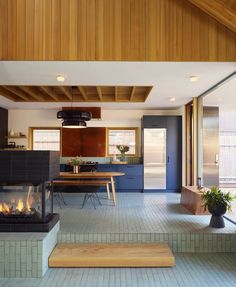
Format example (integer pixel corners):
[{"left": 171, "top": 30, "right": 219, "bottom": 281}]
[
  {"left": 61, "top": 128, "right": 82, "bottom": 157},
  {"left": 81, "top": 128, "right": 106, "bottom": 157},
  {"left": 61, "top": 128, "right": 106, "bottom": 157}
]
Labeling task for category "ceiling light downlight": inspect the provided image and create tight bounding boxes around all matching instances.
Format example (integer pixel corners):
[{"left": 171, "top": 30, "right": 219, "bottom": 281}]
[
  {"left": 57, "top": 110, "right": 92, "bottom": 128},
  {"left": 169, "top": 97, "right": 176, "bottom": 102},
  {"left": 56, "top": 74, "right": 65, "bottom": 82},
  {"left": 189, "top": 76, "right": 199, "bottom": 82}
]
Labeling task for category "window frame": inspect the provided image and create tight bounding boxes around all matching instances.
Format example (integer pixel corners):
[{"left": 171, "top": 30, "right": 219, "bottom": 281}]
[
  {"left": 29, "top": 127, "right": 61, "bottom": 152},
  {"left": 106, "top": 127, "right": 139, "bottom": 157}
]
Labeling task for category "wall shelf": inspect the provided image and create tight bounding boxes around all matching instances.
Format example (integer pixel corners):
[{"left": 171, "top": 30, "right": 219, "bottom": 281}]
[{"left": 5, "top": 135, "right": 27, "bottom": 139}]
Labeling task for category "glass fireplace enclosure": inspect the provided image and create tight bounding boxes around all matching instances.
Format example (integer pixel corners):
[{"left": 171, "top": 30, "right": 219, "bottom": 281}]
[{"left": 0, "top": 182, "right": 53, "bottom": 223}]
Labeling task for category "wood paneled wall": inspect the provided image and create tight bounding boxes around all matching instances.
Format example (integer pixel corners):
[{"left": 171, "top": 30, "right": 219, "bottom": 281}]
[{"left": 0, "top": 0, "right": 235, "bottom": 61}]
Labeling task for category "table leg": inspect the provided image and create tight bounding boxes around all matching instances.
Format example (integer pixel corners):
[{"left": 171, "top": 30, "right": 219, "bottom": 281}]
[
  {"left": 106, "top": 183, "right": 110, "bottom": 200},
  {"left": 110, "top": 177, "right": 116, "bottom": 206}
]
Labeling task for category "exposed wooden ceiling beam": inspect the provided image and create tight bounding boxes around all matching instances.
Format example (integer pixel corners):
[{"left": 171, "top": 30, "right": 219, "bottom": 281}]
[
  {"left": 78, "top": 86, "right": 88, "bottom": 101},
  {"left": 19, "top": 86, "right": 43, "bottom": 101},
  {"left": 39, "top": 86, "right": 58, "bottom": 101},
  {"left": 187, "top": 0, "right": 236, "bottom": 33},
  {"left": 130, "top": 87, "right": 136, "bottom": 101},
  {"left": 58, "top": 86, "right": 72, "bottom": 101},
  {"left": 115, "top": 87, "right": 118, "bottom": 101},
  {"left": 0, "top": 85, "right": 153, "bottom": 103},
  {"left": 96, "top": 86, "right": 103, "bottom": 101},
  {"left": 3, "top": 86, "right": 29, "bottom": 101},
  {"left": 144, "top": 86, "right": 153, "bottom": 101},
  {"left": 0, "top": 87, "right": 17, "bottom": 101}
]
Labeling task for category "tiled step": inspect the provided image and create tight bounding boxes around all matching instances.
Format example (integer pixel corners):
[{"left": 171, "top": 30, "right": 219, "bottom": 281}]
[
  {"left": 49, "top": 243, "right": 175, "bottom": 267},
  {"left": 57, "top": 232, "right": 236, "bottom": 253}
]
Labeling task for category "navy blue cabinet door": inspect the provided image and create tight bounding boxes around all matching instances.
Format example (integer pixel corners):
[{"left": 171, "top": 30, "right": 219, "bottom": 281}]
[
  {"left": 97, "top": 164, "right": 143, "bottom": 192},
  {"left": 166, "top": 117, "right": 182, "bottom": 191},
  {"left": 142, "top": 116, "right": 167, "bottom": 128}
]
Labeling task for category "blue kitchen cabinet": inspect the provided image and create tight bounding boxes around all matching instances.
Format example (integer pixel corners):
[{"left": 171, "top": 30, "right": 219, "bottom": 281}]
[
  {"left": 97, "top": 164, "right": 119, "bottom": 190},
  {"left": 96, "top": 164, "right": 118, "bottom": 172},
  {"left": 97, "top": 164, "right": 143, "bottom": 192}
]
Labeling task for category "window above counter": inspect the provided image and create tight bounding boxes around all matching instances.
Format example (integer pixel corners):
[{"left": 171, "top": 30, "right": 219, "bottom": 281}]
[
  {"left": 28, "top": 126, "right": 139, "bottom": 157},
  {"left": 106, "top": 128, "right": 139, "bottom": 157}
]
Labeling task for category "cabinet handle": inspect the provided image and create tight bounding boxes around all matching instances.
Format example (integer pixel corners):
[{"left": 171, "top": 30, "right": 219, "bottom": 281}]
[
  {"left": 167, "top": 156, "right": 170, "bottom": 163},
  {"left": 128, "top": 177, "right": 134, "bottom": 179}
]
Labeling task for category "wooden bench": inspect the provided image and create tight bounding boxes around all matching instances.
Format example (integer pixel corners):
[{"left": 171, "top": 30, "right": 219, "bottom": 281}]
[{"left": 52, "top": 180, "right": 112, "bottom": 200}]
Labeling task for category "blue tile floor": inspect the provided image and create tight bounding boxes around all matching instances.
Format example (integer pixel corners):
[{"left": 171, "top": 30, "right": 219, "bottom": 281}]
[
  {"left": 0, "top": 193, "right": 235, "bottom": 284},
  {"left": 54, "top": 193, "right": 236, "bottom": 234},
  {"left": 0, "top": 253, "right": 235, "bottom": 287}
]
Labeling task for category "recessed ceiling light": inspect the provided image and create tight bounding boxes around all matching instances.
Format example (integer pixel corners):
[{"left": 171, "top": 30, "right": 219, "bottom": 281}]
[
  {"left": 56, "top": 74, "right": 65, "bottom": 82},
  {"left": 169, "top": 97, "right": 176, "bottom": 102},
  {"left": 189, "top": 76, "right": 199, "bottom": 82}
]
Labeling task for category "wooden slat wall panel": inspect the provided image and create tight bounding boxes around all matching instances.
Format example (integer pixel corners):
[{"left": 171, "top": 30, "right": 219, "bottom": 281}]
[{"left": 0, "top": 0, "right": 235, "bottom": 61}]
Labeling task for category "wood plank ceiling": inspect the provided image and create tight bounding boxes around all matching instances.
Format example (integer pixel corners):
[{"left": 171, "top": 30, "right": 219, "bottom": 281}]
[
  {"left": 0, "top": 86, "right": 153, "bottom": 103},
  {"left": 0, "top": 0, "right": 235, "bottom": 61},
  {"left": 187, "top": 0, "right": 236, "bottom": 33}
]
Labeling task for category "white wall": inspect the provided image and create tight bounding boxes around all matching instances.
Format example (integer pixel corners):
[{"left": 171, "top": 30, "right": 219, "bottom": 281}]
[{"left": 8, "top": 108, "right": 182, "bottom": 143}]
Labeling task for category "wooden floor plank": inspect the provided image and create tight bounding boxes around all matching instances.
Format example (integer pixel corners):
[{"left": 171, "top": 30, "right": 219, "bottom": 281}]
[{"left": 49, "top": 243, "right": 175, "bottom": 268}]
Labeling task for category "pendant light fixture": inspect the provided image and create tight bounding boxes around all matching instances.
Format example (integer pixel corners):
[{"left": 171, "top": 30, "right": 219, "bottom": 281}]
[
  {"left": 57, "top": 109, "right": 91, "bottom": 128},
  {"left": 57, "top": 87, "right": 91, "bottom": 128}
]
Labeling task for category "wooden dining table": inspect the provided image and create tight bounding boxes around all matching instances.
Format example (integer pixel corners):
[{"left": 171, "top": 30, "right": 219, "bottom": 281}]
[{"left": 59, "top": 171, "right": 125, "bottom": 206}]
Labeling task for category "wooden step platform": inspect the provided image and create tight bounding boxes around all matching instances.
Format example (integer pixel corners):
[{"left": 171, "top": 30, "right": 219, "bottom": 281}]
[{"left": 49, "top": 243, "right": 175, "bottom": 267}]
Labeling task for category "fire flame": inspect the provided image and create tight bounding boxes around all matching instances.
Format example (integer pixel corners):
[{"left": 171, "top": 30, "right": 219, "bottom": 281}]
[
  {"left": 26, "top": 186, "right": 33, "bottom": 211},
  {"left": 16, "top": 198, "right": 24, "bottom": 212},
  {"left": 0, "top": 187, "right": 34, "bottom": 214},
  {"left": 0, "top": 202, "right": 10, "bottom": 213}
]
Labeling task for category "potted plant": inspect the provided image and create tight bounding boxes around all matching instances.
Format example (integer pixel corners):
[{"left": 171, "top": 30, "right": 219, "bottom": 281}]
[
  {"left": 201, "top": 186, "right": 235, "bottom": 228},
  {"left": 116, "top": 145, "right": 129, "bottom": 162},
  {"left": 68, "top": 156, "right": 83, "bottom": 174}
]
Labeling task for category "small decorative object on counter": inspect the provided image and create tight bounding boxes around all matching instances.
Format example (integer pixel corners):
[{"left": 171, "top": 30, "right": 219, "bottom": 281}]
[
  {"left": 116, "top": 145, "right": 129, "bottom": 162},
  {"left": 9, "top": 129, "right": 14, "bottom": 136},
  {"left": 67, "top": 156, "right": 83, "bottom": 174},
  {"left": 112, "top": 153, "right": 119, "bottom": 162}
]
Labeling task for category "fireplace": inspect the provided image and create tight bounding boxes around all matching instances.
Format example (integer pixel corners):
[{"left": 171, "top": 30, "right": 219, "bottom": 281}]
[{"left": 0, "top": 150, "right": 60, "bottom": 232}]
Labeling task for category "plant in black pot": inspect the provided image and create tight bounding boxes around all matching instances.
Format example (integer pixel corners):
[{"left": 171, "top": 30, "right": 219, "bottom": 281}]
[{"left": 201, "top": 186, "right": 235, "bottom": 228}]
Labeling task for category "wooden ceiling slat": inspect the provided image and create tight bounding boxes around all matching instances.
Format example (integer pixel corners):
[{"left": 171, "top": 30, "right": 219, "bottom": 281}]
[
  {"left": 0, "top": 85, "right": 152, "bottom": 103},
  {"left": 58, "top": 86, "right": 72, "bottom": 101},
  {"left": 78, "top": 86, "right": 88, "bottom": 101},
  {"left": 130, "top": 86, "right": 136, "bottom": 101},
  {"left": 96, "top": 86, "right": 103, "bottom": 101},
  {"left": 19, "top": 86, "right": 43, "bottom": 101},
  {"left": 115, "top": 86, "right": 118, "bottom": 101},
  {"left": 0, "top": 87, "right": 18, "bottom": 101},
  {"left": 39, "top": 86, "right": 58, "bottom": 101},
  {"left": 144, "top": 86, "right": 153, "bottom": 101},
  {"left": 187, "top": 0, "right": 236, "bottom": 33},
  {"left": 3, "top": 86, "right": 30, "bottom": 101}
]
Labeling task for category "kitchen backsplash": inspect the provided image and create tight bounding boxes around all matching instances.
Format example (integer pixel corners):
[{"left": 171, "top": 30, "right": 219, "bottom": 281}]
[{"left": 60, "top": 157, "right": 142, "bottom": 164}]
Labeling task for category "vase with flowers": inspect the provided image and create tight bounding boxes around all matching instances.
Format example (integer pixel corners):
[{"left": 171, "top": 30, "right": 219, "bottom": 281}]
[
  {"left": 116, "top": 145, "right": 129, "bottom": 162},
  {"left": 68, "top": 156, "right": 83, "bottom": 174}
]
